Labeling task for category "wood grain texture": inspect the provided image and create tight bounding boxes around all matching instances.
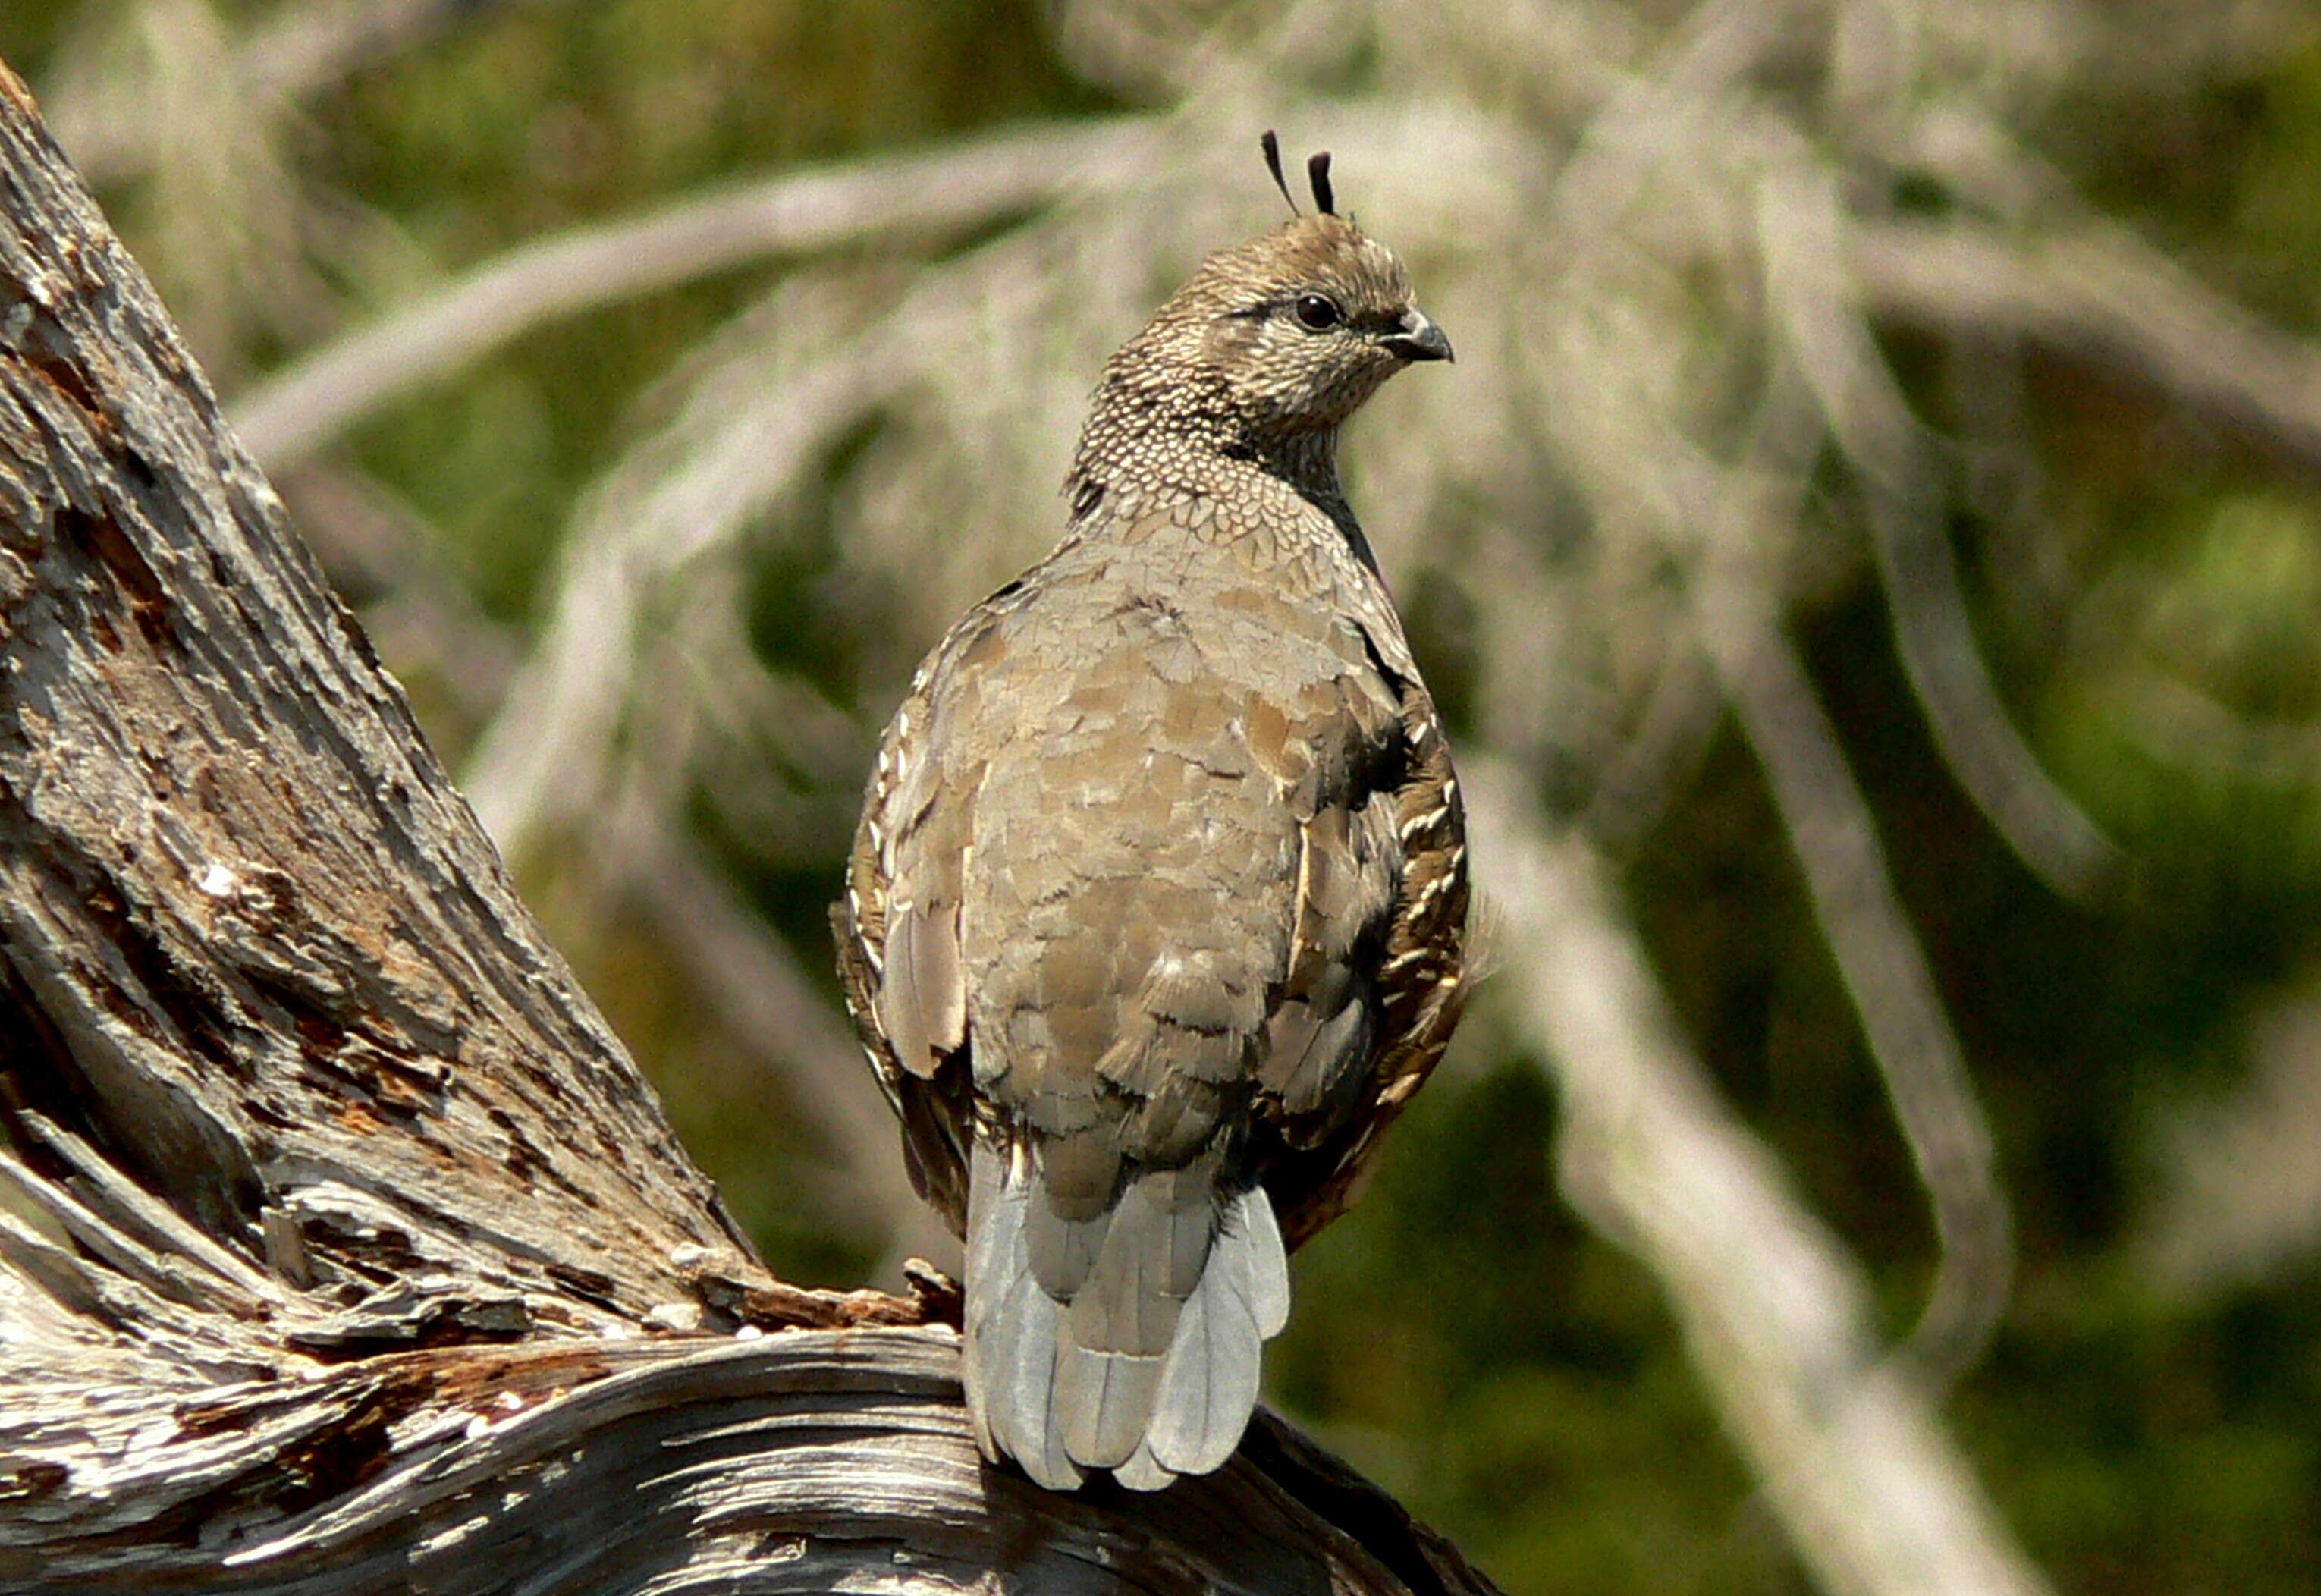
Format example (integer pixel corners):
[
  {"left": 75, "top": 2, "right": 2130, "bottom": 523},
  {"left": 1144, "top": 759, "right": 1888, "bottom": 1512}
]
[{"left": 0, "top": 62, "right": 1500, "bottom": 1596}]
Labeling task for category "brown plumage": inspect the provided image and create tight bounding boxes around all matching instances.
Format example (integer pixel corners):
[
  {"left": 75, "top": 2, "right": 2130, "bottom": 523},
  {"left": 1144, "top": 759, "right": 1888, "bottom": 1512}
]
[{"left": 833, "top": 140, "right": 1468, "bottom": 1491}]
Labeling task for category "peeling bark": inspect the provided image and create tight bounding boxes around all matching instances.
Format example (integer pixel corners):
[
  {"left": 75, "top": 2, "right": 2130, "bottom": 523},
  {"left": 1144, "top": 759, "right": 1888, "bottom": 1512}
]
[{"left": 0, "top": 64, "right": 1498, "bottom": 1596}]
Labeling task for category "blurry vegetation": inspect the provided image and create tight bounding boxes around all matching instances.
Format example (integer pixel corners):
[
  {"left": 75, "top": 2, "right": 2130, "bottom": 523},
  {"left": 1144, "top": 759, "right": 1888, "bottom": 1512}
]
[{"left": 10, "top": 1, "right": 2321, "bottom": 1591}]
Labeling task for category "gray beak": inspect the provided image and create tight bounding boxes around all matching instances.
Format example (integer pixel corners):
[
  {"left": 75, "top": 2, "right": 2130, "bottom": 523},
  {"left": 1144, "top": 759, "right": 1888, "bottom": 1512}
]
[{"left": 1381, "top": 309, "right": 1453, "bottom": 363}]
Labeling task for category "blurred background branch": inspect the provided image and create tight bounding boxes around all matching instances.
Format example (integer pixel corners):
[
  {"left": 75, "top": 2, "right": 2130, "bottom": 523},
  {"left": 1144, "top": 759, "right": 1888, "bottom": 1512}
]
[
  {"left": 11, "top": 0, "right": 2321, "bottom": 1588},
  {"left": 228, "top": 118, "right": 1167, "bottom": 466},
  {"left": 1470, "top": 761, "right": 2049, "bottom": 1596}
]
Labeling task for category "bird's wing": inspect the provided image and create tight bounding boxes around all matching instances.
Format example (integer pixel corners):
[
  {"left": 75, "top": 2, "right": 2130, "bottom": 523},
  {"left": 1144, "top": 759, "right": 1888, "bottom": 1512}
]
[
  {"left": 835, "top": 578, "right": 1043, "bottom": 1236},
  {"left": 1259, "top": 632, "right": 1470, "bottom": 1251}
]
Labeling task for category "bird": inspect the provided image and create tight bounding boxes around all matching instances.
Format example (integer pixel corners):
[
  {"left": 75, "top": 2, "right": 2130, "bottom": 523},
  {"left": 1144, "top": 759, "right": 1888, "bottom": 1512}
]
[{"left": 833, "top": 134, "right": 1468, "bottom": 1492}]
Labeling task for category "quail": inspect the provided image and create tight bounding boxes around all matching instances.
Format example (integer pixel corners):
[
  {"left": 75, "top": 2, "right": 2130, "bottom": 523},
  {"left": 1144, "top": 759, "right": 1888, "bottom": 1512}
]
[{"left": 834, "top": 136, "right": 1468, "bottom": 1492}]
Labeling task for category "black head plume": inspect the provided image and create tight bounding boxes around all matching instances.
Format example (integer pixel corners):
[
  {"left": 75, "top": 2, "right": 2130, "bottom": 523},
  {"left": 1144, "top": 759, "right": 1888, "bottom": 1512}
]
[
  {"left": 1307, "top": 150, "right": 1336, "bottom": 216},
  {"left": 1261, "top": 130, "right": 1299, "bottom": 216}
]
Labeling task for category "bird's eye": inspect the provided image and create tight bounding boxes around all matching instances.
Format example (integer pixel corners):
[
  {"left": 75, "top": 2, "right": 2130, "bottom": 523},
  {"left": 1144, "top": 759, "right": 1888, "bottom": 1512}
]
[{"left": 1293, "top": 293, "right": 1342, "bottom": 331}]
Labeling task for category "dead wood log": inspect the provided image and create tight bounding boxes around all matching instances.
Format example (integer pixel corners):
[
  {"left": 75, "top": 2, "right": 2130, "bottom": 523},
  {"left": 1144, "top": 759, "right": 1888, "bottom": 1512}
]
[{"left": 0, "top": 63, "right": 1500, "bottom": 1596}]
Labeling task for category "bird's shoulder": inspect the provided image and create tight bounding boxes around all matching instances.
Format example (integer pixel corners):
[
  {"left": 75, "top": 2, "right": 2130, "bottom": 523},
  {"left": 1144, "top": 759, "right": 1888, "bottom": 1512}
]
[{"left": 917, "top": 476, "right": 1405, "bottom": 721}]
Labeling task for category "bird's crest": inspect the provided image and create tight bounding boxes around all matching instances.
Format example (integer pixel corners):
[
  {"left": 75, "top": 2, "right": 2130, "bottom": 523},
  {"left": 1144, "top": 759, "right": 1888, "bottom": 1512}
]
[{"left": 1260, "top": 130, "right": 1336, "bottom": 218}]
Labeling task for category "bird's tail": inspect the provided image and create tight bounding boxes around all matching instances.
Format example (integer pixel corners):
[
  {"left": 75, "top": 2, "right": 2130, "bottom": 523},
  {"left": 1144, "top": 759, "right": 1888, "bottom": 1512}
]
[{"left": 963, "top": 1138, "right": 1289, "bottom": 1491}]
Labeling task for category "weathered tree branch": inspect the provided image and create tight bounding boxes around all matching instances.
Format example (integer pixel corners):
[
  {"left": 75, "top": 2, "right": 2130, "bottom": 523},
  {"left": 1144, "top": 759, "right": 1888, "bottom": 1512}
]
[{"left": 0, "top": 65, "right": 1495, "bottom": 1596}]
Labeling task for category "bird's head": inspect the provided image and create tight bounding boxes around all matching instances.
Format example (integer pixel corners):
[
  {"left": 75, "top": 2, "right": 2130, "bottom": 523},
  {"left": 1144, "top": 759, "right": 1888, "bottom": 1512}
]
[{"left": 1092, "top": 139, "right": 1452, "bottom": 456}]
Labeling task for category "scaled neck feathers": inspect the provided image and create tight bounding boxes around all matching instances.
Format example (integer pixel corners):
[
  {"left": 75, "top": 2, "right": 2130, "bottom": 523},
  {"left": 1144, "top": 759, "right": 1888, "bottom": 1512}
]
[{"left": 1065, "top": 368, "right": 1351, "bottom": 536}]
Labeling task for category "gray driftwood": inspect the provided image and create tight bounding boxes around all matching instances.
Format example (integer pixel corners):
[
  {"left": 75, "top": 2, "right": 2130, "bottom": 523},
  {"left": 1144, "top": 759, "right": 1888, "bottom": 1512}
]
[{"left": 0, "top": 64, "right": 1499, "bottom": 1596}]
